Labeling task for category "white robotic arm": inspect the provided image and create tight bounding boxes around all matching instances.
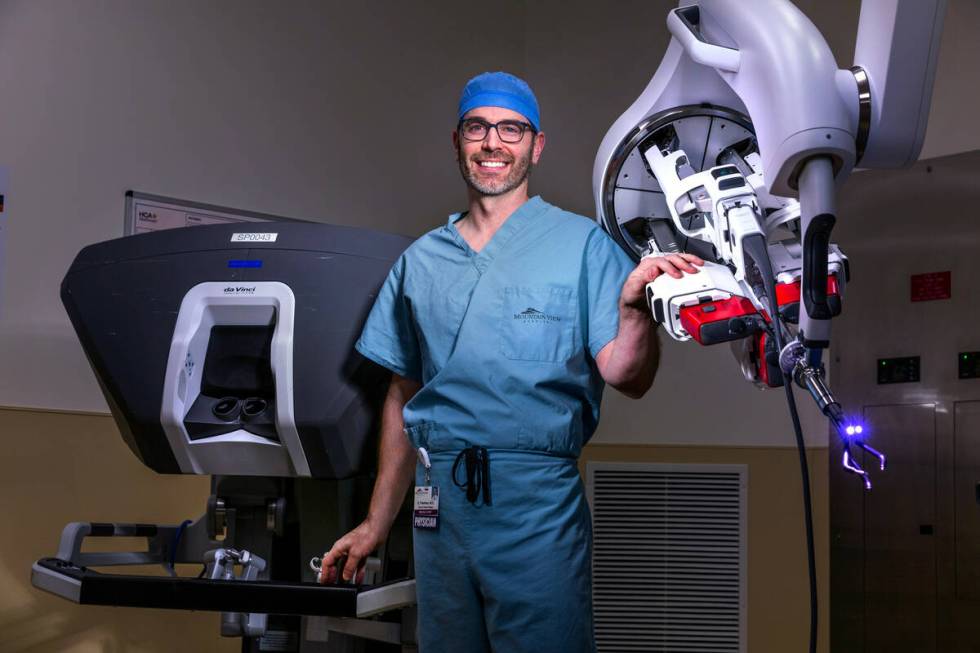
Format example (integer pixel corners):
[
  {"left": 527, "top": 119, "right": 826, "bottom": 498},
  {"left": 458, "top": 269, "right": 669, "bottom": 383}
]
[
  {"left": 594, "top": 0, "right": 945, "bottom": 488},
  {"left": 593, "top": 8, "right": 944, "bottom": 646}
]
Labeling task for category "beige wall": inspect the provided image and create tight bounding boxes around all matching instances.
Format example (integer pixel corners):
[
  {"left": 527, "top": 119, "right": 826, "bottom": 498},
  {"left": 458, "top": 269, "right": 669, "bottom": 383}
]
[
  {"left": 0, "top": 407, "right": 235, "bottom": 652},
  {"left": 3, "top": 406, "right": 830, "bottom": 652}
]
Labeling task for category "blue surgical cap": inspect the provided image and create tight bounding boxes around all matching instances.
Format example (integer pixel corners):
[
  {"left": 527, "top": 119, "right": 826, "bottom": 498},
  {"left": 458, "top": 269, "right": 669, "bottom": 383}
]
[{"left": 457, "top": 72, "right": 540, "bottom": 131}]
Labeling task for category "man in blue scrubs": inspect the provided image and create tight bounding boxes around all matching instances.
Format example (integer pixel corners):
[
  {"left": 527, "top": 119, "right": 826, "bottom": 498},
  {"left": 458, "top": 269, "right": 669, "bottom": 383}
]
[{"left": 319, "top": 72, "right": 703, "bottom": 652}]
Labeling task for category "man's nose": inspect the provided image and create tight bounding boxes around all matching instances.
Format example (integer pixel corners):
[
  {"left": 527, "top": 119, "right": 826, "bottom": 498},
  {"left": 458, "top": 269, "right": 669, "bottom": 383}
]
[{"left": 482, "top": 126, "right": 502, "bottom": 150}]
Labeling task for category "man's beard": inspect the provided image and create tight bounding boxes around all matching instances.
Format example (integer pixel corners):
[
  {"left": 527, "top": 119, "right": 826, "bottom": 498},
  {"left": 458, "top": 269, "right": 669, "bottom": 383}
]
[{"left": 457, "top": 145, "right": 533, "bottom": 197}]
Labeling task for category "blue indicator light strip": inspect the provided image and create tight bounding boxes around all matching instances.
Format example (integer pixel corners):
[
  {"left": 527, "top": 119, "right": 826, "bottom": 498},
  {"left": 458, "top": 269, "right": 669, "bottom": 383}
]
[{"left": 228, "top": 260, "right": 263, "bottom": 268}]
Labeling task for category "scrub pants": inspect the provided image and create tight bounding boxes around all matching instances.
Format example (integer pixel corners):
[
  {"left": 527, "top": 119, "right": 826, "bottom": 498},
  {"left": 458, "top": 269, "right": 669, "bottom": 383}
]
[{"left": 413, "top": 450, "right": 595, "bottom": 653}]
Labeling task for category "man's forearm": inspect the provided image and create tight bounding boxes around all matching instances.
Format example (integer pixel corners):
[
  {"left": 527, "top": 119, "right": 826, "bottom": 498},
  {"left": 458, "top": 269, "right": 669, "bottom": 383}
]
[
  {"left": 601, "top": 305, "right": 660, "bottom": 398},
  {"left": 365, "top": 375, "right": 420, "bottom": 534}
]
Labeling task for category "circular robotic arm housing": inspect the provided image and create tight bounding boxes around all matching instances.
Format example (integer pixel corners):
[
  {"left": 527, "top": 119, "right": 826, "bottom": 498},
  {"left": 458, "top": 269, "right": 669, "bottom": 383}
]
[{"left": 596, "top": 104, "right": 785, "bottom": 262}]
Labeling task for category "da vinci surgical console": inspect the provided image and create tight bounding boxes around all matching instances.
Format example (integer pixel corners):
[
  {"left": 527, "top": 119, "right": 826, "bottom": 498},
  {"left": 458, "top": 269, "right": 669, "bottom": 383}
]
[{"left": 31, "top": 222, "right": 420, "bottom": 651}]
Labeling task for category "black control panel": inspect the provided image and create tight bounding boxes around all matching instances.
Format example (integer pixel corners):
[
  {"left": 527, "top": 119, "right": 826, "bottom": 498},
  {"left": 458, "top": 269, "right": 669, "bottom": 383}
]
[
  {"left": 960, "top": 352, "right": 980, "bottom": 380},
  {"left": 877, "top": 356, "right": 920, "bottom": 384}
]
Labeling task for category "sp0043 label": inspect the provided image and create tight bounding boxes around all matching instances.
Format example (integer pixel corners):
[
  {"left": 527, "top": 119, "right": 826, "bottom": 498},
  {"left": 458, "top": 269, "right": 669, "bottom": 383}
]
[
  {"left": 413, "top": 486, "right": 439, "bottom": 530},
  {"left": 231, "top": 232, "right": 278, "bottom": 243}
]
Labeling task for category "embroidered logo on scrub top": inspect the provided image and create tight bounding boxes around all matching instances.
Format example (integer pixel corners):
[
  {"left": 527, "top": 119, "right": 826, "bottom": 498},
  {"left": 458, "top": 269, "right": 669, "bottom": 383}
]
[{"left": 514, "top": 307, "right": 561, "bottom": 322}]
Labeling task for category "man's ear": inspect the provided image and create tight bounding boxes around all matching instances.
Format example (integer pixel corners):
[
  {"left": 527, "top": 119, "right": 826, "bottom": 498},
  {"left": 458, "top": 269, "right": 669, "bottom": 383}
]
[
  {"left": 531, "top": 131, "right": 546, "bottom": 164},
  {"left": 452, "top": 130, "right": 460, "bottom": 161}
]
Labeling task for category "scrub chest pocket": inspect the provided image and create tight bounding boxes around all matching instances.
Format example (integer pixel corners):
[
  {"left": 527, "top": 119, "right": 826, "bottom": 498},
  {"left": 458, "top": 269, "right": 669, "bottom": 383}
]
[{"left": 500, "top": 286, "right": 578, "bottom": 362}]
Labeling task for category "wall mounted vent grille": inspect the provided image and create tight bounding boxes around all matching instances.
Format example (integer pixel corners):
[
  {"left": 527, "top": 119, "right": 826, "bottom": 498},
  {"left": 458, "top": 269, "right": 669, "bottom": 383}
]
[{"left": 588, "top": 462, "right": 747, "bottom": 652}]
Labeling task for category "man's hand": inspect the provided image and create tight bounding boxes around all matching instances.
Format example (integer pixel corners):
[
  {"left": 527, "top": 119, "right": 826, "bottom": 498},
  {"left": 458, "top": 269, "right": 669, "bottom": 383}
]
[
  {"left": 317, "top": 518, "right": 386, "bottom": 584},
  {"left": 317, "top": 373, "right": 419, "bottom": 585},
  {"left": 596, "top": 252, "right": 704, "bottom": 398},
  {"left": 620, "top": 253, "right": 705, "bottom": 314}
]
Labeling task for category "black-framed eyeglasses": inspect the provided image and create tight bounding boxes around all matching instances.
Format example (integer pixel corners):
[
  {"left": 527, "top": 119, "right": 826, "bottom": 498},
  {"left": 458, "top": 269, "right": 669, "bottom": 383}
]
[{"left": 458, "top": 118, "right": 535, "bottom": 144}]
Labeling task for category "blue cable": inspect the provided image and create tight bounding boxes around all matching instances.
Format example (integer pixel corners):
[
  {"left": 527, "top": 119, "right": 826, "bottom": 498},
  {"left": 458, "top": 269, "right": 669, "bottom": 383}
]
[{"left": 168, "top": 519, "right": 194, "bottom": 573}]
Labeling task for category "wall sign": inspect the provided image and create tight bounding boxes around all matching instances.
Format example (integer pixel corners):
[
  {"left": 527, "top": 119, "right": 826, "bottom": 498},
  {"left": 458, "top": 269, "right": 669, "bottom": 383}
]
[
  {"left": 124, "top": 191, "right": 304, "bottom": 236},
  {"left": 910, "top": 271, "right": 951, "bottom": 302}
]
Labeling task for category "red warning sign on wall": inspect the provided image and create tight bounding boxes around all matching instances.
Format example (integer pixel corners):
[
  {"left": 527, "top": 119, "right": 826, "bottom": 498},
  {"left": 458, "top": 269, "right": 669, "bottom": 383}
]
[{"left": 910, "top": 271, "right": 951, "bottom": 302}]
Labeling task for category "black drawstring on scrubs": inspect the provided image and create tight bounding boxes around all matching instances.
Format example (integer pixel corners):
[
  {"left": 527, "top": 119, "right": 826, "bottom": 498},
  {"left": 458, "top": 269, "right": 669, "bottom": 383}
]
[{"left": 452, "top": 445, "right": 492, "bottom": 505}]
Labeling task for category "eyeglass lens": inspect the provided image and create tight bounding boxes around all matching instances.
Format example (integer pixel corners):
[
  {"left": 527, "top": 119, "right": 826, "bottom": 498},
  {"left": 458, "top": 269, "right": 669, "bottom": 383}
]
[{"left": 460, "top": 119, "right": 528, "bottom": 143}]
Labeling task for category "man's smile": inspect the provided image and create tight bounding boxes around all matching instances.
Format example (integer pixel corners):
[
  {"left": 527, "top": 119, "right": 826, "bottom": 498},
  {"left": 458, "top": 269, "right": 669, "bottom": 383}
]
[{"left": 474, "top": 158, "right": 511, "bottom": 172}]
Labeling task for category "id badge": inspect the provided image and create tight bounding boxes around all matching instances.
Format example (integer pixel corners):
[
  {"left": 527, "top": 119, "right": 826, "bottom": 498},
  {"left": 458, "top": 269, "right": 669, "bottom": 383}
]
[{"left": 413, "top": 486, "right": 440, "bottom": 530}]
